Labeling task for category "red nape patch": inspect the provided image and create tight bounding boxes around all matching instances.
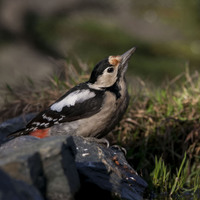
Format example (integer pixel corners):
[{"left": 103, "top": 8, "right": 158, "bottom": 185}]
[{"left": 29, "top": 128, "right": 50, "bottom": 139}]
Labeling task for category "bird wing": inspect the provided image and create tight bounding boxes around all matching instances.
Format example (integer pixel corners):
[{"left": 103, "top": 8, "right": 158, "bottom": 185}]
[{"left": 8, "top": 84, "right": 105, "bottom": 137}]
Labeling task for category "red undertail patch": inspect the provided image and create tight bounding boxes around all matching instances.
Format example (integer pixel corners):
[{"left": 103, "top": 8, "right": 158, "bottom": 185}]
[{"left": 29, "top": 128, "right": 50, "bottom": 139}]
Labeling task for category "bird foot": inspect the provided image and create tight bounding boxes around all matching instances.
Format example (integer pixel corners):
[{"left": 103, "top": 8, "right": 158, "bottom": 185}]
[
  {"left": 110, "top": 145, "right": 127, "bottom": 155},
  {"left": 84, "top": 137, "right": 110, "bottom": 148}
]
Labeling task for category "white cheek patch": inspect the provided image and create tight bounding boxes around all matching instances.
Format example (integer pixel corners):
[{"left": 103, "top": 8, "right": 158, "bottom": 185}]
[{"left": 50, "top": 89, "right": 96, "bottom": 112}]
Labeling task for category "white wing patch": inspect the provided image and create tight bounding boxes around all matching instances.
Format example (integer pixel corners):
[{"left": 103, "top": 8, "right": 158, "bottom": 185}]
[{"left": 50, "top": 89, "right": 96, "bottom": 112}]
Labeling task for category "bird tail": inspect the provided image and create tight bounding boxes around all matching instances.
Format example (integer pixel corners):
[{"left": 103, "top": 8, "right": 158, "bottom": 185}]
[{"left": 6, "top": 128, "right": 26, "bottom": 139}]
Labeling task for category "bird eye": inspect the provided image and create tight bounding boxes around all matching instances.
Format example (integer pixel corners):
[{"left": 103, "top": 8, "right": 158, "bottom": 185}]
[{"left": 107, "top": 67, "right": 114, "bottom": 73}]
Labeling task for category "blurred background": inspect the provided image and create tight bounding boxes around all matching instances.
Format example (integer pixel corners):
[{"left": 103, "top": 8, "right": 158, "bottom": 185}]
[{"left": 0, "top": 0, "right": 200, "bottom": 90}]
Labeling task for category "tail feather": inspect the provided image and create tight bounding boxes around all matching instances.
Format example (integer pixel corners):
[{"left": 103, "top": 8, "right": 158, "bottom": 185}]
[{"left": 6, "top": 128, "right": 26, "bottom": 139}]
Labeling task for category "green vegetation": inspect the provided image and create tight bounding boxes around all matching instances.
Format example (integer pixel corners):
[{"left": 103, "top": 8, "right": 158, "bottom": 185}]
[
  {"left": 114, "top": 68, "right": 200, "bottom": 199},
  {"left": 150, "top": 154, "right": 199, "bottom": 198},
  {"left": 1, "top": 61, "right": 199, "bottom": 199},
  {"left": 27, "top": 15, "right": 200, "bottom": 84}
]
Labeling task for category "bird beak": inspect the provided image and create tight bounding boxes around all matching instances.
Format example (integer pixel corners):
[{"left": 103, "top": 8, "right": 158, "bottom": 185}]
[{"left": 121, "top": 47, "right": 136, "bottom": 66}]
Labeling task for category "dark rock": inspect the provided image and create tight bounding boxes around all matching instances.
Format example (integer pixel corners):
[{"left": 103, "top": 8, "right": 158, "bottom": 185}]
[
  {"left": 0, "top": 116, "right": 147, "bottom": 200},
  {"left": 72, "top": 136, "right": 147, "bottom": 200},
  {"left": 0, "top": 136, "right": 80, "bottom": 200},
  {"left": 0, "top": 168, "right": 43, "bottom": 200},
  {"left": 0, "top": 135, "right": 147, "bottom": 200}
]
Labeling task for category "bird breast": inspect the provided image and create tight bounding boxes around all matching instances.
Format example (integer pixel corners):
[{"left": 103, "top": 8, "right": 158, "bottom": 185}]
[{"left": 77, "top": 82, "right": 128, "bottom": 138}]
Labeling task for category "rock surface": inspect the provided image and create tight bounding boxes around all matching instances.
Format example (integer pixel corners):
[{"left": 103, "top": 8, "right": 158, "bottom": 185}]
[
  {"left": 0, "top": 136, "right": 80, "bottom": 200},
  {"left": 0, "top": 116, "right": 148, "bottom": 200},
  {"left": 0, "top": 169, "right": 43, "bottom": 200}
]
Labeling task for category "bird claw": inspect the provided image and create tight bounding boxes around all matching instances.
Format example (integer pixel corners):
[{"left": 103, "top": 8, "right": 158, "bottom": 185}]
[
  {"left": 110, "top": 145, "right": 127, "bottom": 155},
  {"left": 84, "top": 137, "right": 110, "bottom": 148}
]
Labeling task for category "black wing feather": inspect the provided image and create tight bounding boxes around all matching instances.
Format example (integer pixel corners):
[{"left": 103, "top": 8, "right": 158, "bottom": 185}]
[{"left": 8, "top": 83, "right": 105, "bottom": 137}]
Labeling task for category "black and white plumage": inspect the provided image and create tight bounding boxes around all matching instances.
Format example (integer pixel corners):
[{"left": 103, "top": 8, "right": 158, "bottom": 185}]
[{"left": 8, "top": 47, "right": 136, "bottom": 139}]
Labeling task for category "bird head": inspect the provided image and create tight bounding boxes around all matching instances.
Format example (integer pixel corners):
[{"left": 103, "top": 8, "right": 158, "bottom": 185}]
[{"left": 88, "top": 47, "right": 136, "bottom": 89}]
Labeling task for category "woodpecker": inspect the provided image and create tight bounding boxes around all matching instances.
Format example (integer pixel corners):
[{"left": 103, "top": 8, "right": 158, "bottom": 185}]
[{"left": 8, "top": 47, "right": 136, "bottom": 139}]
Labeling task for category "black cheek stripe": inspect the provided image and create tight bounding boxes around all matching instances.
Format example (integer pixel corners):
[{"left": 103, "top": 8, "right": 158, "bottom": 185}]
[{"left": 106, "top": 82, "right": 121, "bottom": 99}]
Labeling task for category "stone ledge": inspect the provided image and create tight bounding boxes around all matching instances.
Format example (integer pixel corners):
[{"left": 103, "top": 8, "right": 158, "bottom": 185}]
[{"left": 0, "top": 116, "right": 147, "bottom": 200}]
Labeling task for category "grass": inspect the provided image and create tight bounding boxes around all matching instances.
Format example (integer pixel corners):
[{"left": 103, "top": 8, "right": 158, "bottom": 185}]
[
  {"left": 114, "top": 68, "right": 200, "bottom": 199},
  {"left": 150, "top": 153, "right": 199, "bottom": 198},
  {"left": 0, "top": 60, "right": 199, "bottom": 199}
]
